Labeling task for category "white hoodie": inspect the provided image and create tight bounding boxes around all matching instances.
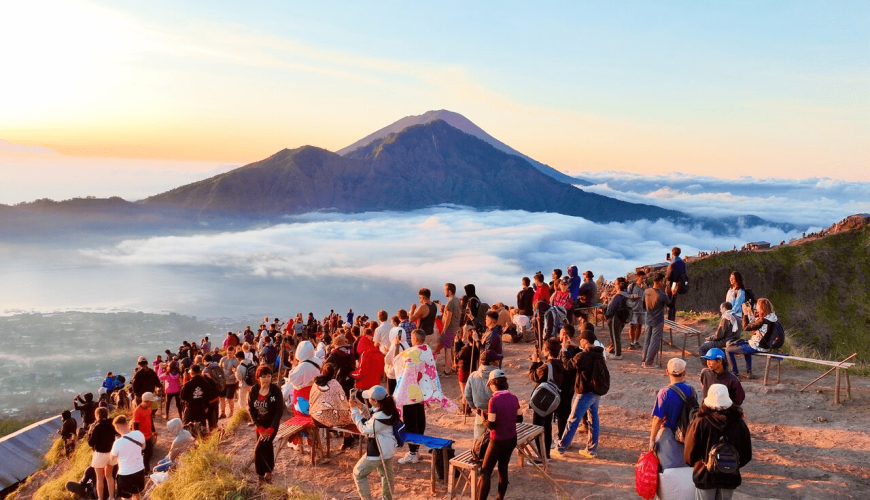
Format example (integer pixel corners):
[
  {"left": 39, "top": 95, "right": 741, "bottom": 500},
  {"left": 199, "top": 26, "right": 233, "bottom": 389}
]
[
  {"left": 383, "top": 327, "right": 410, "bottom": 380},
  {"left": 289, "top": 341, "right": 323, "bottom": 390}
]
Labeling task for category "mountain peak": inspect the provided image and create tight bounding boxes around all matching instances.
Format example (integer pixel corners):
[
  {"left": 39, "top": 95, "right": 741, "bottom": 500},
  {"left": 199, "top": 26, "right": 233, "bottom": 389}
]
[{"left": 336, "top": 110, "right": 584, "bottom": 185}]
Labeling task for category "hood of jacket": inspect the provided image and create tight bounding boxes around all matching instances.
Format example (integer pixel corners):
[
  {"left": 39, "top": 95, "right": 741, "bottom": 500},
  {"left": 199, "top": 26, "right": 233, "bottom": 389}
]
[
  {"left": 388, "top": 327, "right": 410, "bottom": 349},
  {"left": 357, "top": 335, "right": 376, "bottom": 356},
  {"left": 296, "top": 341, "right": 315, "bottom": 362},
  {"left": 567, "top": 266, "right": 578, "bottom": 278},
  {"left": 464, "top": 284, "right": 477, "bottom": 297},
  {"left": 764, "top": 312, "right": 778, "bottom": 322},
  {"left": 167, "top": 418, "right": 183, "bottom": 437}
]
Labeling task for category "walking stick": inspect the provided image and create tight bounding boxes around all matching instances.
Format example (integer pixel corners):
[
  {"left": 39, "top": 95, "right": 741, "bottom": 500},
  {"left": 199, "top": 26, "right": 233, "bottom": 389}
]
[{"left": 373, "top": 423, "right": 394, "bottom": 499}]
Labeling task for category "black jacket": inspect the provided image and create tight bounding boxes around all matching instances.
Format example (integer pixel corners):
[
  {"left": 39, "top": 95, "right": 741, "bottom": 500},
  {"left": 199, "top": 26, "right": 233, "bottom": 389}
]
[
  {"left": 558, "top": 345, "right": 581, "bottom": 409},
  {"left": 87, "top": 419, "right": 117, "bottom": 453},
  {"left": 684, "top": 405, "right": 752, "bottom": 490},
  {"left": 131, "top": 366, "right": 160, "bottom": 396},
  {"left": 247, "top": 383, "right": 284, "bottom": 435},
  {"left": 180, "top": 374, "right": 218, "bottom": 410},
  {"left": 74, "top": 398, "right": 98, "bottom": 426},
  {"left": 569, "top": 345, "right": 606, "bottom": 395},
  {"left": 529, "top": 359, "right": 564, "bottom": 387}
]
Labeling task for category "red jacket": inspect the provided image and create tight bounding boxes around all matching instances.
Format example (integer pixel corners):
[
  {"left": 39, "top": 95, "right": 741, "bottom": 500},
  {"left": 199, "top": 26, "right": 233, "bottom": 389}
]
[{"left": 350, "top": 336, "right": 385, "bottom": 390}]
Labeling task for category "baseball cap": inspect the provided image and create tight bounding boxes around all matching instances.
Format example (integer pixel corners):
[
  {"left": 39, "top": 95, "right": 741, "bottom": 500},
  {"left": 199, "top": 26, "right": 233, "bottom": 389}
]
[
  {"left": 142, "top": 392, "right": 157, "bottom": 402},
  {"left": 701, "top": 348, "right": 726, "bottom": 360},
  {"left": 362, "top": 385, "right": 388, "bottom": 401},
  {"left": 488, "top": 369, "right": 507, "bottom": 381},
  {"left": 137, "top": 356, "right": 148, "bottom": 364},
  {"left": 667, "top": 358, "right": 687, "bottom": 375}
]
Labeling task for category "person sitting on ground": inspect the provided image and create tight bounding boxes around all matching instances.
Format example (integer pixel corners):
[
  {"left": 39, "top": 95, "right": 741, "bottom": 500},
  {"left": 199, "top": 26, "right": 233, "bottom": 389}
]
[
  {"left": 529, "top": 338, "right": 564, "bottom": 460},
  {"left": 114, "top": 386, "right": 131, "bottom": 411},
  {"left": 248, "top": 365, "right": 284, "bottom": 483},
  {"left": 153, "top": 418, "right": 195, "bottom": 473},
  {"left": 58, "top": 410, "right": 77, "bottom": 457},
  {"left": 700, "top": 348, "right": 745, "bottom": 407},
  {"left": 110, "top": 415, "right": 146, "bottom": 500},
  {"left": 726, "top": 298, "right": 779, "bottom": 379},
  {"left": 465, "top": 349, "right": 502, "bottom": 439},
  {"left": 87, "top": 406, "right": 117, "bottom": 500},
  {"left": 648, "top": 358, "right": 694, "bottom": 470},
  {"left": 477, "top": 369, "right": 520, "bottom": 500},
  {"left": 683, "top": 384, "right": 752, "bottom": 500},
  {"left": 351, "top": 334, "right": 385, "bottom": 393},
  {"left": 349, "top": 385, "right": 399, "bottom": 500},
  {"left": 700, "top": 302, "right": 741, "bottom": 358}
]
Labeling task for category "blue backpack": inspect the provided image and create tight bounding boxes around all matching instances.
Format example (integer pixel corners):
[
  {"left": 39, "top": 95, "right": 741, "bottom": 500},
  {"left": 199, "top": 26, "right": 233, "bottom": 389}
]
[{"left": 378, "top": 416, "right": 407, "bottom": 447}]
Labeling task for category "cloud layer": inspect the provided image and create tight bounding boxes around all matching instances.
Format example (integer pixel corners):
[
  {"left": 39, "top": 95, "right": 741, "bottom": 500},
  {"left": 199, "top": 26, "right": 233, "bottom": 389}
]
[
  {"left": 575, "top": 172, "right": 870, "bottom": 228},
  {"left": 81, "top": 207, "right": 801, "bottom": 308}
]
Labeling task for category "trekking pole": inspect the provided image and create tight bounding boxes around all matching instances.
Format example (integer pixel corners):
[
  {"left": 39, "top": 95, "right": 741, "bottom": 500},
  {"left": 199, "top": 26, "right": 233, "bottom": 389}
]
[{"left": 373, "top": 428, "right": 394, "bottom": 500}]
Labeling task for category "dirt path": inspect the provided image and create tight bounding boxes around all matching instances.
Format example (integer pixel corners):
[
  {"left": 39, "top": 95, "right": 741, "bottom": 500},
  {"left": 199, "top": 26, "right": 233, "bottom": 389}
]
[{"left": 219, "top": 320, "right": 870, "bottom": 500}]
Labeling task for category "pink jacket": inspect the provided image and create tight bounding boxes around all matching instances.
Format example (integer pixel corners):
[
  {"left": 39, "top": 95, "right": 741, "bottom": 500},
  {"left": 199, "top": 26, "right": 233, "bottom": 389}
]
[{"left": 157, "top": 365, "right": 181, "bottom": 394}]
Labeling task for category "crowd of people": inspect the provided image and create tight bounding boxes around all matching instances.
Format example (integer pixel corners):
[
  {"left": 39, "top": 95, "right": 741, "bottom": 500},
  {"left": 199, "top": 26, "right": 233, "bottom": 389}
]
[{"left": 52, "top": 246, "right": 782, "bottom": 500}]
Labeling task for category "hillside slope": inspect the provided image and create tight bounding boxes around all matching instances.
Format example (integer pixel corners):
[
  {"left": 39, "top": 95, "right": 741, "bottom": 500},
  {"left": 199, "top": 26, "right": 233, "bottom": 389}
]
[{"left": 677, "top": 226, "right": 870, "bottom": 364}]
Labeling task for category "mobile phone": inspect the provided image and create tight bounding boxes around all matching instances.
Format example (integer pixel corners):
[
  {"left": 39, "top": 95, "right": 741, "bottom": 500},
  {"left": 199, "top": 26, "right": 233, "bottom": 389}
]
[{"left": 133, "top": 422, "right": 140, "bottom": 431}]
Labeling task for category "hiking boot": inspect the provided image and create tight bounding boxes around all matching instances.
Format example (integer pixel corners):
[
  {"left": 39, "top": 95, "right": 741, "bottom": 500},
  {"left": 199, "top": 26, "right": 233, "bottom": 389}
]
[
  {"left": 578, "top": 449, "right": 597, "bottom": 459},
  {"left": 398, "top": 452, "right": 420, "bottom": 464}
]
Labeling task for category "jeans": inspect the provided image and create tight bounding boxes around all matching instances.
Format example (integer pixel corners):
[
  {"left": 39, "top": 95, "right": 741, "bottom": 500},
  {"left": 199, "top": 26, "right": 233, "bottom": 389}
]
[
  {"left": 477, "top": 436, "right": 517, "bottom": 500},
  {"left": 726, "top": 343, "right": 757, "bottom": 374},
  {"left": 353, "top": 456, "right": 394, "bottom": 500},
  {"left": 153, "top": 457, "right": 173, "bottom": 472},
  {"left": 556, "top": 392, "right": 600, "bottom": 454},
  {"left": 642, "top": 322, "right": 664, "bottom": 365}
]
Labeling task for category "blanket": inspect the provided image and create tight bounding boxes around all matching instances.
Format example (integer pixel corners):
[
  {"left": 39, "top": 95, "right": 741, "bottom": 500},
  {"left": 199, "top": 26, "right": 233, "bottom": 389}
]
[{"left": 393, "top": 345, "right": 456, "bottom": 414}]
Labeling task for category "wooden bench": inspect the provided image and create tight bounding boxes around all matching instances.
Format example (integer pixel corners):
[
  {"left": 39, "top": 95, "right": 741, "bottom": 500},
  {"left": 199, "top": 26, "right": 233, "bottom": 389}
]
[
  {"left": 404, "top": 433, "right": 454, "bottom": 493},
  {"left": 576, "top": 303, "right": 605, "bottom": 327},
  {"left": 752, "top": 352, "right": 856, "bottom": 404},
  {"left": 447, "top": 449, "right": 479, "bottom": 500},
  {"left": 267, "top": 419, "right": 319, "bottom": 467},
  {"left": 664, "top": 319, "right": 702, "bottom": 359},
  {"left": 515, "top": 422, "right": 547, "bottom": 471}
]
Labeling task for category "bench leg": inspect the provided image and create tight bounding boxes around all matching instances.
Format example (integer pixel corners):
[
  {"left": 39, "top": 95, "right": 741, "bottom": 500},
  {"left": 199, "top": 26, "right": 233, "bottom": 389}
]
[
  {"left": 442, "top": 448, "right": 449, "bottom": 485},
  {"left": 447, "top": 464, "right": 455, "bottom": 499},
  {"left": 776, "top": 359, "right": 781, "bottom": 384},
  {"left": 846, "top": 370, "right": 852, "bottom": 400},
  {"left": 538, "top": 433, "right": 548, "bottom": 471},
  {"left": 470, "top": 468, "right": 478, "bottom": 500},
  {"left": 681, "top": 331, "right": 687, "bottom": 359},
  {"left": 430, "top": 450, "right": 437, "bottom": 493},
  {"left": 763, "top": 356, "right": 772, "bottom": 386},
  {"left": 835, "top": 368, "right": 841, "bottom": 405}
]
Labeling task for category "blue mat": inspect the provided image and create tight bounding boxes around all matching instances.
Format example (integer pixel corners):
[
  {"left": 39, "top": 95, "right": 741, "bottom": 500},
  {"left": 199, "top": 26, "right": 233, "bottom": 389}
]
[{"left": 405, "top": 432, "right": 453, "bottom": 449}]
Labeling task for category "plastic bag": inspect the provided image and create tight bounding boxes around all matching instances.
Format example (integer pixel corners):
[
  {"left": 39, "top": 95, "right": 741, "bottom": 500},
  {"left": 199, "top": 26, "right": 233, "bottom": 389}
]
[{"left": 635, "top": 451, "right": 659, "bottom": 500}]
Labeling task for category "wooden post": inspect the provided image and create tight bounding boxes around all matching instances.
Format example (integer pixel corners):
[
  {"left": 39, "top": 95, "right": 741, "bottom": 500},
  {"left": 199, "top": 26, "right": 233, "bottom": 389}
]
[
  {"left": 763, "top": 356, "right": 772, "bottom": 386},
  {"left": 846, "top": 370, "right": 852, "bottom": 400},
  {"left": 835, "top": 368, "right": 841, "bottom": 405}
]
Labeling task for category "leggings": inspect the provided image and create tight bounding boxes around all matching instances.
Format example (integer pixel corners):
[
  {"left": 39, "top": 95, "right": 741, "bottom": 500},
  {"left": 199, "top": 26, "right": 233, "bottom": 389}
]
[
  {"left": 254, "top": 432, "right": 276, "bottom": 476},
  {"left": 165, "top": 392, "right": 182, "bottom": 419},
  {"left": 402, "top": 403, "right": 426, "bottom": 453},
  {"left": 477, "top": 436, "right": 517, "bottom": 500}
]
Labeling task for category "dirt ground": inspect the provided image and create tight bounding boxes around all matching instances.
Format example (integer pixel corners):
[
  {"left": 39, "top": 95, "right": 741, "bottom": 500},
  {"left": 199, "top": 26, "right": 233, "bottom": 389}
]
[
  {"left": 224, "top": 320, "right": 870, "bottom": 500},
  {"left": 15, "top": 319, "right": 868, "bottom": 500}
]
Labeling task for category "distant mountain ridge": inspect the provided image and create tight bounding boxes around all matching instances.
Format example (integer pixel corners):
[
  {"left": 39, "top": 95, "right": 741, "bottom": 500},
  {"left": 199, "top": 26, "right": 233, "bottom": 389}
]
[
  {"left": 337, "top": 110, "right": 587, "bottom": 185},
  {"left": 142, "top": 120, "right": 679, "bottom": 223}
]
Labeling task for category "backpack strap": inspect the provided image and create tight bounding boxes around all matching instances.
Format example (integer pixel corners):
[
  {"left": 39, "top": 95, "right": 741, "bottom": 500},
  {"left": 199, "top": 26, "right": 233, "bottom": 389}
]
[
  {"left": 668, "top": 383, "right": 691, "bottom": 401},
  {"left": 304, "top": 359, "right": 321, "bottom": 370}
]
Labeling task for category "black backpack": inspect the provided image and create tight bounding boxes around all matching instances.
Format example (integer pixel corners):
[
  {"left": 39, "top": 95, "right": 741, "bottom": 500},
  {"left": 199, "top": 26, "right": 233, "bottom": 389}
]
[
  {"left": 471, "top": 430, "right": 490, "bottom": 462},
  {"left": 769, "top": 321, "right": 786, "bottom": 349},
  {"left": 706, "top": 421, "right": 740, "bottom": 474},
  {"left": 616, "top": 295, "right": 631, "bottom": 323},
  {"left": 204, "top": 364, "right": 226, "bottom": 393},
  {"left": 241, "top": 360, "right": 256, "bottom": 387},
  {"left": 589, "top": 357, "right": 610, "bottom": 396},
  {"left": 529, "top": 364, "right": 561, "bottom": 416},
  {"left": 668, "top": 384, "right": 699, "bottom": 443},
  {"left": 743, "top": 288, "right": 756, "bottom": 307},
  {"left": 677, "top": 272, "right": 689, "bottom": 295}
]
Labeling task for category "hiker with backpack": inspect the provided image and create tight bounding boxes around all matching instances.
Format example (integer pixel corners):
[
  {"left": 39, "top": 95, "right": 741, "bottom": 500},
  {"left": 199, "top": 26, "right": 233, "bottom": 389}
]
[
  {"left": 219, "top": 345, "right": 240, "bottom": 419},
  {"left": 700, "top": 302, "right": 742, "bottom": 357},
  {"left": 683, "top": 384, "right": 752, "bottom": 500},
  {"left": 626, "top": 271, "right": 647, "bottom": 350},
  {"left": 649, "top": 358, "right": 697, "bottom": 470},
  {"left": 131, "top": 356, "right": 160, "bottom": 406},
  {"left": 180, "top": 364, "right": 217, "bottom": 433},
  {"left": 529, "top": 338, "right": 564, "bottom": 461},
  {"left": 475, "top": 369, "right": 520, "bottom": 500},
  {"left": 349, "top": 385, "right": 400, "bottom": 500},
  {"left": 604, "top": 277, "right": 630, "bottom": 360},
  {"left": 552, "top": 328, "right": 608, "bottom": 460},
  {"left": 203, "top": 354, "right": 226, "bottom": 428},
  {"left": 725, "top": 298, "right": 782, "bottom": 379}
]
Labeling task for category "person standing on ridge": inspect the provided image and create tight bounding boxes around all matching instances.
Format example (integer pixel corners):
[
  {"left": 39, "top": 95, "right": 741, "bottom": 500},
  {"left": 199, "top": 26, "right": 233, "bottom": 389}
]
[
  {"left": 665, "top": 247, "right": 686, "bottom": 321},
  {"left": 641, "top": 273, "right": 668, "bottom": 368}
]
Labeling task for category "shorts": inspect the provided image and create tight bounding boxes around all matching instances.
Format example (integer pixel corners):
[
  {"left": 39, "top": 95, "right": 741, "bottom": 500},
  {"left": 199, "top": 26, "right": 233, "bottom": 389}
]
[
  {"left": 117, "top": 469, "right": 146, "bottom": 497},
  {"left": 425, "top": 332, "right": 442, "bottom": 351},
  {"left": 631, "top": 311, "right": 646, "bottom": 325},
  {"left": 457, "top": 368, "right": 469, "bottom": 384},
  {"left": 224, "top": 384, "right": 238, "bottom": 398},
  {"left": 440, "top": 329, "right": 456, "bottom": 350},
  {"left": 91, "top": 451, "right": 117, "bottom": 468}
]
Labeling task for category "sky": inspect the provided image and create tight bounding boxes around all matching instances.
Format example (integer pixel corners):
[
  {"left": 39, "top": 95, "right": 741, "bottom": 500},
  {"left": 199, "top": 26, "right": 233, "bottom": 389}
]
[{"left": 0, "top": 0, "right": 868, "bottom": 204}]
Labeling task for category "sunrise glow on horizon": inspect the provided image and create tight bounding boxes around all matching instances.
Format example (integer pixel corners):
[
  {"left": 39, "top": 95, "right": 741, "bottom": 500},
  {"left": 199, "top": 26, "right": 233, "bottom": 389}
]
[{"left": 1, "top": 0, "right": 868, "bottom": 192}]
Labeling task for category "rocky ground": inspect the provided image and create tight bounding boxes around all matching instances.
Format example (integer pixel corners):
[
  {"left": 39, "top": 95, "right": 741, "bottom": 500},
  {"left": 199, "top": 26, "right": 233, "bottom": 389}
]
[{"left": 13, "top": 318, "right": 870, "bottom": 499}]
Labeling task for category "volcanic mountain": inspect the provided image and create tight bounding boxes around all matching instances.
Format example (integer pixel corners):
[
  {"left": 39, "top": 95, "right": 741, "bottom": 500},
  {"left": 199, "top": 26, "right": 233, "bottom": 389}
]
[
  {"left": 336, "top": 109, "right": 585, "bottom": 185},
  {"left": 141, "top": 120, "right": 680, "bottom": 223}
]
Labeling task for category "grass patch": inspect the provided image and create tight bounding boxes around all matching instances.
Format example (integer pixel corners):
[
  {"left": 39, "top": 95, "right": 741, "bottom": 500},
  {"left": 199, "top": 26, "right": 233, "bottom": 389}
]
[
  {"left": 225, "top": 408, "right": 249, "bottom": 434},
  {"left": 285, "top": 485, "right": 328, "bottom": 499},
  {"left": 9, "top": 437, "right": 94, "bottom": 500},
  {"left": 151, "top": 431, "right": 252, "bottom": 500},
  {"left": 43, "top": 437, "right": 66, "bottom": 468},
  {"left": 0, "top": 417, "right": 37, "bottom": 438}
]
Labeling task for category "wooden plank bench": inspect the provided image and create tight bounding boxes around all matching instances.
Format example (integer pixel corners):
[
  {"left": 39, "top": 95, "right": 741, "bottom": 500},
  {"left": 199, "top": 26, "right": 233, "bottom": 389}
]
[
  {"left": 576, "top": 303, "right": 605, "bottom": 327},
  {"left": 515, "top": 422, "right": 546, "bottom": 471},
  {"left": 664, "top": 319, "right": 702, "bottom": 359},
  {"left": 752, "top": 352, "right": 856, "bottom": 404},
  {"left": 447, "top": 449, "right": 479, "bottom": 500},
  {"left": 404, "top": 433, "right": 454, "bottom": 494}
]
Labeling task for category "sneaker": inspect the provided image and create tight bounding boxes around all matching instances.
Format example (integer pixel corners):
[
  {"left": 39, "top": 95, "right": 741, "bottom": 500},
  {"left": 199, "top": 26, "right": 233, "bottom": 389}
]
[
  {"left": 578, "top": 449, "right": 597, "bottom": 459},
  {"left": 550, "top": 448, "right": 566, "bottom": 459},
  {"left": 398, "top": 452, "right": 419, "bottom": 464},
  {"left": 611, "top": 355, "right": 623, "bottom": 360}
]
